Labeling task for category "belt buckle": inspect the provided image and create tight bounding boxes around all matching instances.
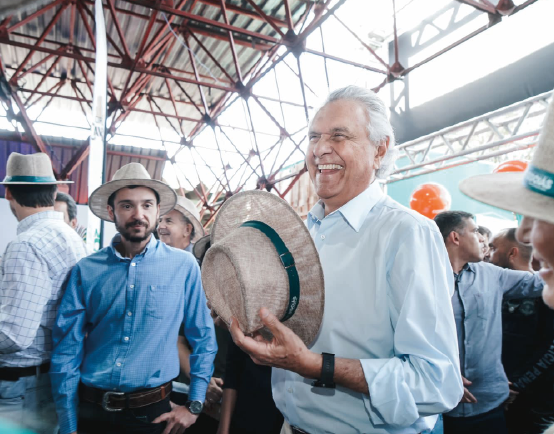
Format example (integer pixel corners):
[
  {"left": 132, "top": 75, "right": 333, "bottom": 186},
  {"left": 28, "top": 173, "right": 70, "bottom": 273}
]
[{"left": 102, "top": 391, "right": 125, "bottom": 412}]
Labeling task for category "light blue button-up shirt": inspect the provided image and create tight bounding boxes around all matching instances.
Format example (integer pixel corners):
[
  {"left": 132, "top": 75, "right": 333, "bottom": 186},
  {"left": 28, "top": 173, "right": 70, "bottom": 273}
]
[
  {"left": 50, "top": 234, "right": 217, "bottom": 434},
  {"left": 447, "top": 261, "right": 543, "bottom": 418},
  {"left": 272, "top": 182, "right": 463, "bottom": 433}
]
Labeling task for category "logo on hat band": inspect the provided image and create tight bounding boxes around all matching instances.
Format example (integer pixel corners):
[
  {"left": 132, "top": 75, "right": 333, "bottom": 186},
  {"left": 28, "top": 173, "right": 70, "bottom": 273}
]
[
  {"left": 523, "top": 165, "right": 554, "bottom": 198},
  {"left": 240, "top": 220, "right": 300, "bottom": 322}
]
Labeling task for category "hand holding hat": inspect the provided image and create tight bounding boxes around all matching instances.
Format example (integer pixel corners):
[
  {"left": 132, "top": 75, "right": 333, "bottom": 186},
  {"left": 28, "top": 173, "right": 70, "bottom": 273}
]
[
  {"left": 229, "top": 307, "right": 323, "bottom": 379},
  {"left": 201, "top": 190, "right": 325, "bottom": 347}
]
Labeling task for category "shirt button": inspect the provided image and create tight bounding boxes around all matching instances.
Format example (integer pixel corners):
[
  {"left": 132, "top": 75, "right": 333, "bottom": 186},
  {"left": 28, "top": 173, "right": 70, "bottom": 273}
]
[
  {"left": 287, "top": 387, "right": 293, "bottom": 393},
  {"left": 131, "top": 263, "right": 136, "bottom": 267},
  {"left": 130, "top": 285, "right": 134, "bottom": 289},
  {"left": 116, "top": 362, "right": 122, "bottom": 367},
  {"left": 321, "top": 234, "right": 325, "bottom": 240},
  {"left": 127, "top": 311, "right": 132, "bottom": 316},
  {"left": 124, "top": 337, "right": 129, "bottom": 342}
]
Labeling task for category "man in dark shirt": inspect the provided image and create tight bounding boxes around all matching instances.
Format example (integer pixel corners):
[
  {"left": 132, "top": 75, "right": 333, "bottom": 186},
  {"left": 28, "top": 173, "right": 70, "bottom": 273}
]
[{"left": 490, "top": 228, "right": 554, "bottom": 434}]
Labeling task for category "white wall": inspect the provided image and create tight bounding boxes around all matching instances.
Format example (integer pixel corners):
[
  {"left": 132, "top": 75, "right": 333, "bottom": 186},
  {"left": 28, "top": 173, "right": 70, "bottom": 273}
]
[{"left": 0, "top": 198, "right": 117, "bottom": 255}]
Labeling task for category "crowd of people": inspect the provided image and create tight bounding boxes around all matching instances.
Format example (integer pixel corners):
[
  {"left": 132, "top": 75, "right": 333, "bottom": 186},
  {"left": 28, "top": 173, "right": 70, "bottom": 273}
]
[{"left": 0, "top": 84, "right": 553, "bottom": 434}]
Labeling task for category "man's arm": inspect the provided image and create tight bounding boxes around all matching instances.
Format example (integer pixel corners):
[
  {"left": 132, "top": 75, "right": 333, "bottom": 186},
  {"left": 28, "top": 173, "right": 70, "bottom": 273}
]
[
  {"left": 50, "top": 265, "right": 87, "bottom": 434},
  {"left": 229, "top": 312, "right": 367, "bottom": 391},
  {"left": 0, "top": 242, "right": 52, "bottom": 353},
  {"left": 177, "top": 335, "right": 192, "bottom": 377},
  {"left": 181, "top": 262, "right": 217, "bottom": 402},
  {"left": 499, "top": 266, "right": 543, "bottom": 298},
  {"left": 231, "top": 224, "right": 464, "bottom": 427},
  {"left": 217, "top": 388, "right": 238, "bottom": 434},
  {"left": 153, "top": 261, "right": 217, "bottom": 434}
]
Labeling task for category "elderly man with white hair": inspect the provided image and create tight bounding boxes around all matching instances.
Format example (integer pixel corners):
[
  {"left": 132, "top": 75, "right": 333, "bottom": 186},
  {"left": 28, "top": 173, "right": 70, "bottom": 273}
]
[{"left": 229, "top": 85, "right": 463, "bottom": 434}]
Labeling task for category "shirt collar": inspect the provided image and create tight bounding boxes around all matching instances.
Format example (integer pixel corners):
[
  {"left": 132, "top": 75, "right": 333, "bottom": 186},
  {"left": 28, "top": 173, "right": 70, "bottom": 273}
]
[
  {"left": 307, "top": 182, "right": 384, "bottom": 232},
  {"left": 109, "top": 233, "right": 157, "bottom": 261},
  {"left": 17, "top": 210, "right": 63, "bottom": 235},
  {"left": 455, "top": 262, "right": 474, "bottom": 279}
]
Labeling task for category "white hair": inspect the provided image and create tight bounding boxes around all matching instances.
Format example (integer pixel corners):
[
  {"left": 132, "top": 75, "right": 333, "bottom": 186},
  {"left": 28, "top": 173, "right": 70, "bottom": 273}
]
[{"left": 322, "top": 85, "right": 398, "bottom": 179}]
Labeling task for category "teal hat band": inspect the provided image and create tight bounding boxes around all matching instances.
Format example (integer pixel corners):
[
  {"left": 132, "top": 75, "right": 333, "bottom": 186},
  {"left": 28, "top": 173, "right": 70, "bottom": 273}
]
[
  {"left": 523, "top": 165, "right": 554, "bottom": 198},
  {"left": 3, "top": 175, "right": 58, "bottom": 183},
  {"left": 240, "top": 220, "right": 300, "bottom": 322}
]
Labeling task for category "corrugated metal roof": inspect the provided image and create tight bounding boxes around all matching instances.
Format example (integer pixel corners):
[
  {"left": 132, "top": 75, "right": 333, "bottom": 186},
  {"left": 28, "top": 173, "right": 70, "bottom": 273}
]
[
  {"left": 0, "top": 137, "right": 167, "bottom": 204},
  {"left": 1, "top": 0, "right": 310, "bottom": 137}
]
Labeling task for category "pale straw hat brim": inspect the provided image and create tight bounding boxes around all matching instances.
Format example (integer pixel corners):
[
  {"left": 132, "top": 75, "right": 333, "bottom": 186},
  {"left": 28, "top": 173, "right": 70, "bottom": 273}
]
[
  {"left": 459, "top": 172, "right": 554, "bottom": 225},
  {"left": 174, "top": 203, "right": 205, "bottom": 243},
  {"left": 89, "top": 178, "right": 177, "bottom": 222},
  {"left": 203, "top": 190, "right": 325, "bottom": 346}
]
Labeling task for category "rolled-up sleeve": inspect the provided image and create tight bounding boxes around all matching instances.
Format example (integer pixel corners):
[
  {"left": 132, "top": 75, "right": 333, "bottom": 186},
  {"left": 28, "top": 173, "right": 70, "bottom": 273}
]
[
  {"left": 500, "top": 267, "right": 543, "bottom": 298},
  {"left": 360, "top": 225, "right": 463, "bottom": 427},
  {"left": 50, "top": 265, "right": 87, "bottom": 434},
  {"left": 183, "top": 261, "right": 217, "bottom": 402}
]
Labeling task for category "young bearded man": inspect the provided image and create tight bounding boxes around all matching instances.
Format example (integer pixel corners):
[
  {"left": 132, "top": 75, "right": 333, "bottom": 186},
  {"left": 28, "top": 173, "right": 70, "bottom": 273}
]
[{"left": 50, "top": 163, "right": 217, "bottom": 434}]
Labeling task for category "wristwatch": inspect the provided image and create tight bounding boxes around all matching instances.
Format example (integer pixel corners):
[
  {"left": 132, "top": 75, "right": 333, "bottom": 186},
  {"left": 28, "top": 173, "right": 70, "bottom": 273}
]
[
  {"left": 312, "top": 352, "right": 336, "bottom": 389},
  {"left": 185, "top": 400, "right": 203, "bottom": 415}
]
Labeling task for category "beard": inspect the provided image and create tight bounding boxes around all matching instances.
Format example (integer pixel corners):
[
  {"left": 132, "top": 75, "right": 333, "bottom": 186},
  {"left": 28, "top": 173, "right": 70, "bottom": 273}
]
[{"left": 114, "top": 216, "right": 156, "bottom": 243}]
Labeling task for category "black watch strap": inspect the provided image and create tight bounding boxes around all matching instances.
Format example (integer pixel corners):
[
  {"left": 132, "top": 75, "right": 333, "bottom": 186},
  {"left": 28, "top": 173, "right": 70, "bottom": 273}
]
[{"left": 312, "top": 352, "right": 336, "bottom": 388}]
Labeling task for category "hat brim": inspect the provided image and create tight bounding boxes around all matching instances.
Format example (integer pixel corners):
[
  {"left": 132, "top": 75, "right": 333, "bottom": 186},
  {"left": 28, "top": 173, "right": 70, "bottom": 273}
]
[
  {"left": 459, "top": 172, "right": 554, "bottom": 225},
  {"left": 207, "top": 190, "right": 325, "bottom": 347},
  {"left": 193, "top": 235, "right": 210, "bottom": 262},
  {"left": 0, "top": 180, "right": 73, "bottom": 184},
  {"left": 174, "top": 204, "right": 205, "bottom": 243},
  {"left": 88, "top": 178, "right": 177, "bottom": 222}
]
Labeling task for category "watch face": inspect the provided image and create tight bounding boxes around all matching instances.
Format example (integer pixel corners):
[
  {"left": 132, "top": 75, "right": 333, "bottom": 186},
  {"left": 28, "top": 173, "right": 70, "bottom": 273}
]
[{"left": 188, "top": 400, "right": 203, "bottom": 414}]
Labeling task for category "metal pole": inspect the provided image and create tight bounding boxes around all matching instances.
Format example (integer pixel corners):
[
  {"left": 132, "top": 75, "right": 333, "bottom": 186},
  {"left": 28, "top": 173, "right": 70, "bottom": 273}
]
[{"left": 86, "top": 0, "right": 108, "bottom": 252}]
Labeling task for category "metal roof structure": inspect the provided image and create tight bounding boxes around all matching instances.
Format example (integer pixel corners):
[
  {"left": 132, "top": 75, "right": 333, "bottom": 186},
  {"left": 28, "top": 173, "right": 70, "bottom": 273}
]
[
  {"left": 0, "top": 135, "right": 166, "bottom": 203},
  {"left": 0, "top": 0, "right": 543, "bottom": 225}
]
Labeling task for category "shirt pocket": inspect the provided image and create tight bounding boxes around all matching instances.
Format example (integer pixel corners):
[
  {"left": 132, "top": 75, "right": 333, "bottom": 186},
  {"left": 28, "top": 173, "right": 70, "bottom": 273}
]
[
  {"left": 474, "top": 292, "right": 493, "bottom": 322},
  {"left": 146, "top": 285, "right": 182, "bottom": 319}
]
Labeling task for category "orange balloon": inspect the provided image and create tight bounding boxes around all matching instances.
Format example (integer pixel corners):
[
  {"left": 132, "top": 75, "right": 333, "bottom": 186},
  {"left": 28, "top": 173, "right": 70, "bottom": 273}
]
[
  {"left": 410, "top": 183, "right": 452, "bottom": 219},
  {"left": 493, "top": 160, "right": 528, "bottom": 173}
]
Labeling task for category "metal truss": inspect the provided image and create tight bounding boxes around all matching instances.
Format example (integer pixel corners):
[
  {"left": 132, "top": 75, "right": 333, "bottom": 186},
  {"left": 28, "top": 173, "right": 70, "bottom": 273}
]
[
  {"left": 387, "top": 90, "right": 552, "bottom": 183},
  {"left": 0, "top": 0, "right": 545, "bottom": 225}
]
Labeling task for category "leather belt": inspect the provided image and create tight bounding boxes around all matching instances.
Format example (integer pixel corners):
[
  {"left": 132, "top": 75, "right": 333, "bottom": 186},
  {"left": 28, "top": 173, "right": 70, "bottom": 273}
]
[
  {"left": 0, "top": 363, "right": 50, "bottom": 381},
  {"left": 80, "top": 381, "right": 172, "bottom": 412}
]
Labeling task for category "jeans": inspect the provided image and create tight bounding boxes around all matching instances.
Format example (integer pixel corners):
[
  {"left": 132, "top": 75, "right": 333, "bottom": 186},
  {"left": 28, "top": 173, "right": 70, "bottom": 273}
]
[
  {"left": 78, "top": 395, "right": 171, "bottom": 434},
  {"left": 443, "top": 405, "right": 508, "bottom": 434},
  {"left": 0, "top": 373, "right": 58, "bottom": 434}
]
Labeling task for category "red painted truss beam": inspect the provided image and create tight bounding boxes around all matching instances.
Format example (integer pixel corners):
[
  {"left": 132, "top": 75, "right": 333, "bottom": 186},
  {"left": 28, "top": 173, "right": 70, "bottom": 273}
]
[
  {"left": 83, "top": 0, "right": 289, "bottom": 29},
  {"left": 124, "top": 0, "right": 283, "bottom": 45},
  {"left": 0, "top": 38, "right": 237, "bottom": 92}
]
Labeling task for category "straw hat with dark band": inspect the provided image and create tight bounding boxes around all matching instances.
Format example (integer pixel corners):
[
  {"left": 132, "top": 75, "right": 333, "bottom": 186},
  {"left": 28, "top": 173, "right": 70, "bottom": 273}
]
[
  {"left": 88, "top": 162, "right": 177, "bottom": 222},
  {"left": 173, "top": 196, "right": 205, "bottom": 243},
  {"left": 460, "top": 93, "right": 554, "bottom": 225},
  {"left": 201, "top": 190, "right": 325, "bottom": 346},
  {"left": 1, "top": 152, "right": 72, "bottom": 185}
]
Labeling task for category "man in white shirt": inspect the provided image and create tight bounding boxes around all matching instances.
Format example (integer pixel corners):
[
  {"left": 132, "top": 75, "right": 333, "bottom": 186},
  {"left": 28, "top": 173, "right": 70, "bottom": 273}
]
[
  {"left": 229, "top": 86, "right": 463, "bottom": 433},
  {"left": 0, "top": 153, "right": 87, "bottom": 434}
]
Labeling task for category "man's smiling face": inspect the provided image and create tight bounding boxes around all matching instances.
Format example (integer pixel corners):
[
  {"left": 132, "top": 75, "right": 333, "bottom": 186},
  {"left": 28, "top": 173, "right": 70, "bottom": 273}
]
[{"left": 306, "top": 99, "right": 387, "bottom": 215}]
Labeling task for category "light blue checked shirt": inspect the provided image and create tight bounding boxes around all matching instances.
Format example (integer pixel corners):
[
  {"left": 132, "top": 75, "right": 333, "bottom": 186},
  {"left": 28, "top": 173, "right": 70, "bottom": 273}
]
[
  {"left": 0, "top": 211, "right": 87, "bottom": 367},
  {"left": 51, "top": 234, "right": 217, "bottom": 434}
]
